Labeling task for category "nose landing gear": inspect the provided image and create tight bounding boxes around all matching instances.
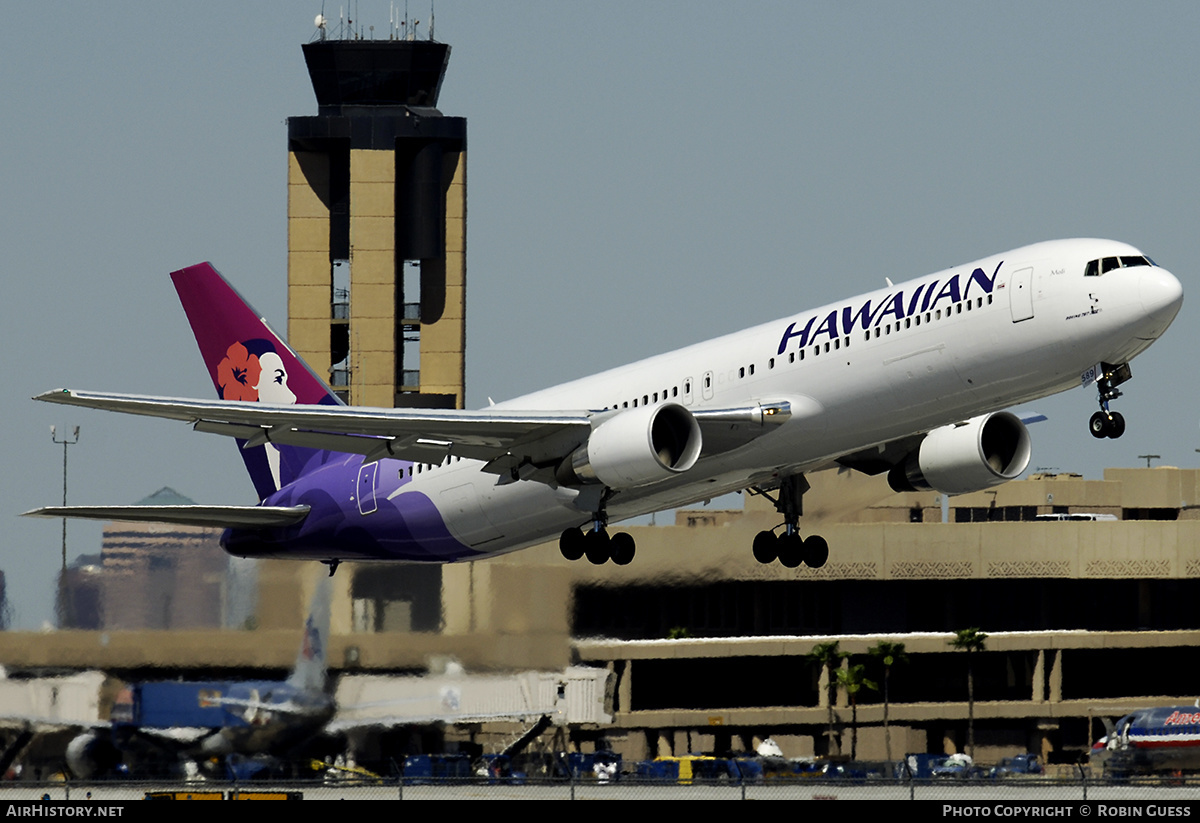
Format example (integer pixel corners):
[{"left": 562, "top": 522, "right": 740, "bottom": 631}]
[
  {"left": 1089, "top": 362, "right": 1131, "bottom": 439},
  {"left": 1090, "top": 410, "right": 1126, "bottom": 439}
]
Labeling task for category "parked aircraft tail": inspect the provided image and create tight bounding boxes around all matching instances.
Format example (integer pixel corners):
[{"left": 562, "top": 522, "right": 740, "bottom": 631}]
[
  {"left": 285, "top": 574, "right": 331, "bottom": 694},
  {"left": 171, "top": 263, "right": 343, "bottom": 499}
]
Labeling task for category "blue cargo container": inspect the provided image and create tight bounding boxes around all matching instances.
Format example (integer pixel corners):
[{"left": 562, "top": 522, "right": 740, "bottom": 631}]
[{"left": 111, "top": 681, "right": 233, "bottom": 729}]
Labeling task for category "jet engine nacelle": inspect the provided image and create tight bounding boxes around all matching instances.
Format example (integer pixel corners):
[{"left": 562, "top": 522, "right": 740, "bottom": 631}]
[
  {"left": 66, "top": 731, "right": 123, "bottom": 780},
  {"left": 558, "top": 403, "right": 703, "bottom": 489},
  {"left": 888, "top": 411, "right": 1032, "bottom": 495}
]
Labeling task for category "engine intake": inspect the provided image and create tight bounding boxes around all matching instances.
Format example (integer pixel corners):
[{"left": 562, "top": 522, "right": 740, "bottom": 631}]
[
  {"left": 888, "top": 412, "right": 1032, "bottom": 495},
  {"left": 558, "top": 403, "right": 703, "bottom": 489}
]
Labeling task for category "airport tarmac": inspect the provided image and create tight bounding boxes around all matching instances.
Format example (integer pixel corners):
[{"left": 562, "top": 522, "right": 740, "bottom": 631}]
[{"left": 5, "top": 779, "right": 1200, "bottom": 802}]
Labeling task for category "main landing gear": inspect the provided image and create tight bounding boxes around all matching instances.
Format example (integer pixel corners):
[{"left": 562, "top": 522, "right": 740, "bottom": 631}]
[
  {"left": 1089, "top": 364, "right": 1130, "bottom": 440},
  {"left": 559, "top": 504, "right": 636, "bottom": 566},
  {"left": 749, "top": 475, "right": 828, "bottom": 568}
]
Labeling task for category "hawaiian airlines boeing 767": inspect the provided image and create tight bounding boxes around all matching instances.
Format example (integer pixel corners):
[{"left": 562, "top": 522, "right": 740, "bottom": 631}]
[{"left": 28, "top": 239, "right": 1183, "bottom": 571}]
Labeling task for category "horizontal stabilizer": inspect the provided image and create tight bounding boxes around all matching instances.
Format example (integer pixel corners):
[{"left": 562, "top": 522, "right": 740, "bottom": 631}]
[{"left": 22, "top": 504, "right": 310, "bottom": 529}]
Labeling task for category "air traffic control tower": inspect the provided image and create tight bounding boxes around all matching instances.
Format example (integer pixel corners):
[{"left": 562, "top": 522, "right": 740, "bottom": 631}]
[{"left": 287, "top": 37, "right": 466, "bottom": 409}]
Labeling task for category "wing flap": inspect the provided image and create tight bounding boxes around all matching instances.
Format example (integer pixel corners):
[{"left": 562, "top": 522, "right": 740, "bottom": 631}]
[{"left": 22, "top": 504, "right": 311, "bottom": 529}]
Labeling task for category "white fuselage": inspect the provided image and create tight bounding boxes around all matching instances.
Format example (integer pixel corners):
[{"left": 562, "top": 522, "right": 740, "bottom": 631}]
[{"left": 368, "top": 238, "right": 1181, "bottom": 556}]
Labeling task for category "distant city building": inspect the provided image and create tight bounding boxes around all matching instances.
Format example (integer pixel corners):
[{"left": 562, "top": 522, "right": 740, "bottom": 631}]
[
  {"left": 59, "top": 488, "right": 232, "bottom": 630},
  {"left": 57, "top": 554, "right": 102, "bottom": 629}
]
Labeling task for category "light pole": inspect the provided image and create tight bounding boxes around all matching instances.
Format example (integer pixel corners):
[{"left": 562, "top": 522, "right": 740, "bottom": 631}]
[
  {"left": 51, "top": 425, "right": 79, "bottom": 627},
  {"left": 50, "top": 425, "right": 79, "bottom": 573}
]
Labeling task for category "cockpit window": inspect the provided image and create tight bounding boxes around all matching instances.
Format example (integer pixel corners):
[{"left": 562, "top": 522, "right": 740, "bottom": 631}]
[{"left": 1084, "top": 255, "right": 1155, "bottom": 276}]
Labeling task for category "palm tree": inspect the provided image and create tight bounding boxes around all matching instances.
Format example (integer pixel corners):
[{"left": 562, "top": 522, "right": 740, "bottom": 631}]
[
  {"left": 806, "top": 641, "right": 847, "bottom": 756},
  {"left": 868, "top": 640, "right": 909, "bottom": 761},
  {"left": 835, "top": 662, "right": 878, "bottom": 760},
  {"left": 949, "top": 628, "right": 988, "bottom": 759}
]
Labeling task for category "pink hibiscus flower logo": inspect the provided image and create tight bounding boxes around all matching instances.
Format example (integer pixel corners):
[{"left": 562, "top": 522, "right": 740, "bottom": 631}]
[{"left": 217, "top": 342, "right": 262, "bottom": 401}]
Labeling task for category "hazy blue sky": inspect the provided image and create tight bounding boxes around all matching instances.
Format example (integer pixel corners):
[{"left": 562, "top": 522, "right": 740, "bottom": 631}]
[{"left": 4, "top": 2, "right": 1199, "bottom": 627}]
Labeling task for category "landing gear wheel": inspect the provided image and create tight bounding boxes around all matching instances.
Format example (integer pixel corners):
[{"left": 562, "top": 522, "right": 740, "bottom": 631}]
[
  {"left": 803, "top": 535, "right": 829, "bottom": 569},
  {"left": 559, "top": 528, "right": 585, "bottom": 561},
  {"left": 610, "top": 532, "right": 636, "bottom": 565},
  {"left": 752, "top": 531, "right": 778, "bottom": 564},
  {"left": 1089, "top": 411, "right": 1110, "bottom": 439},
  {"left": 778, "top": 533, "right": 804, "bottom": 568},
  {"left": 584, "top": 529, "right": 611, "bottom": 565},
  {"left": 1107, "top": 411, "right": 1126, "bottom": 439}
]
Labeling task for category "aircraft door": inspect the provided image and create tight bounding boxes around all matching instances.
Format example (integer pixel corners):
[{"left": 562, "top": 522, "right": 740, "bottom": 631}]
[
  {"left": 1010, "top": 267, "right": 1034, "bottom": 322},
  {"left": 356, "top": 462, "right": 378, "bottom": 515}
]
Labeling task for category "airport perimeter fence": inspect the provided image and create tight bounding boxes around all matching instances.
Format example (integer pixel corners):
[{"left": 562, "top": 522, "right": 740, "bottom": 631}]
[{"left": 8, "top": 775, "right": 1200, "bottom": 801}]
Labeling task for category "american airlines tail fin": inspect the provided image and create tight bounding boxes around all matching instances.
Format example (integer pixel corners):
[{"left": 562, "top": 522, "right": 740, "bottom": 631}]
[
  {"left": 286, "top": 574, "right": 331, "bottom": 694},
  {"left": 171, "top": 263, "right": 343, "bottom": 500}
]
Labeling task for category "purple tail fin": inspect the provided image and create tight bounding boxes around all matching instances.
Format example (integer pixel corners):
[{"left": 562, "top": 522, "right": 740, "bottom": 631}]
[{"left": 171, "top": 263, "right": 342, "bottom": 500}]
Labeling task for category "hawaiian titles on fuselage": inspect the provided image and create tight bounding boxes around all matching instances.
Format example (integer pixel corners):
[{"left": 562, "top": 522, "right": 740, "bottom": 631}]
[{"left": 776, "top": 262, "right": 1004, "bottom": 355}]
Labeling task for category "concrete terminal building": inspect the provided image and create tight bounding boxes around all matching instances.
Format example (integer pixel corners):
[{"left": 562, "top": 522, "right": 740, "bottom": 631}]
[{"left": 8, "top": 466, "right": 1200, "bottom": 766}]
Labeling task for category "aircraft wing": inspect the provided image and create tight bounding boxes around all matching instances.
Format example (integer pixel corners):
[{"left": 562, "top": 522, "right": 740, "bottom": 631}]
[
  {"left": 36, "top": 388, "right": 595, "bottom": 467},
  {"left": 22, "top": 504, "right": 311, "bottom": 528},
  {"left": 35, "top": 389, "right": 795, "bottom": 476}
]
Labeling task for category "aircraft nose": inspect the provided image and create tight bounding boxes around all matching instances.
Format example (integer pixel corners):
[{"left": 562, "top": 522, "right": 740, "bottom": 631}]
[{"left": 1140, "top": 266, "right": 1183, "bottom": 324}]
